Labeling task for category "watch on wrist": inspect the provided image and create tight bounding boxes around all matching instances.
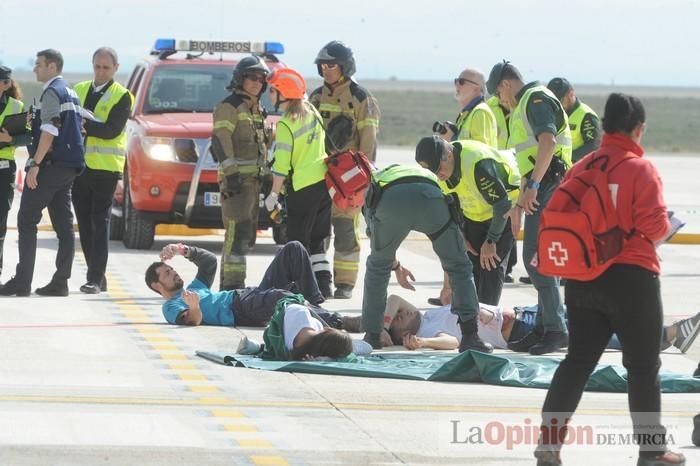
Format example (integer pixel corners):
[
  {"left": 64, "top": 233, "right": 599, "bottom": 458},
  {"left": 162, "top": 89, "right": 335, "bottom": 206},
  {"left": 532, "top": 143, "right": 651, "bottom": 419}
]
[
  {"left": 391, "top": 260, "right": 401, "bottom": 271},
  {"left": 486, "top": 238, "right": 495, "bottom": 245},
  {"left": 28, "top": 159, "right": 40, "bottom": 169},
  {"left": 526, "top": 178, "right": 540, "bottom": 190}
]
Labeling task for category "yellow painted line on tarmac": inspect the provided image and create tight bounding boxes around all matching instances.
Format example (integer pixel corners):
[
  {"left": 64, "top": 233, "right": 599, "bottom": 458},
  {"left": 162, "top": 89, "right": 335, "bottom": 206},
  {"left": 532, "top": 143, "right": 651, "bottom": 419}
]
[
  {"left": 210, "top": 409, "right": 245, "bottom": 418},
  {"left": 238, "top": 439, "right": 273, "bottom": 449},
  {"left": 143, "top": 336, "right": 172, "bottom": 343},
  {"left": 149, "top": 344, "right": 180, "bottom": 351},
  {"left": 166, "top": 362, "right": 198, "bottom": 371},
  {"left": 176, "top": 373, "right": 209, "bottom": 382},
  {"left": 158, "top": 353, "right": 189, "bottom": 361},
  {"left": 187, "top": 385, "right": 220, "bottom": 394},
  {"left": 0, "top": 393, "right": 695, "bottom": 417},
  {"left": 134, "top": 328, "right": 163, "bottom": 334},
  {"left": 250, "top": 456, "right": 288, "bottom": 466},
  {"left": 223, "top": 423, "right": 258, "bottom": 433}
]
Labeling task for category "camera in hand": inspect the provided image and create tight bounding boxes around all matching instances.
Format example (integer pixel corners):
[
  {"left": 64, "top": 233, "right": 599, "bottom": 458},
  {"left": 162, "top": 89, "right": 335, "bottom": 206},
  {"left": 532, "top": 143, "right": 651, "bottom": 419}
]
[{"left": 432, "top": 121, "right": 458, "bottom": 136}]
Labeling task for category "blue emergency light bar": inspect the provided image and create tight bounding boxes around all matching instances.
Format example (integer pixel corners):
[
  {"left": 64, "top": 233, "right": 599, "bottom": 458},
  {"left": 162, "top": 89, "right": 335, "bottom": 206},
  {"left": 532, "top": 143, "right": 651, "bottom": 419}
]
[{"left": 152, "top": 38, "right": 284, "bottom": 55}]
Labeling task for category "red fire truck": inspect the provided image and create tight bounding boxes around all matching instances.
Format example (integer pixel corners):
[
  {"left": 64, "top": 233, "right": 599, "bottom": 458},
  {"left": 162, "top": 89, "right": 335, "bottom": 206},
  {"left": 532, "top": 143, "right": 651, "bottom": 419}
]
[{"left": 110, "top": 39, "right": 287, "bottom": 249}]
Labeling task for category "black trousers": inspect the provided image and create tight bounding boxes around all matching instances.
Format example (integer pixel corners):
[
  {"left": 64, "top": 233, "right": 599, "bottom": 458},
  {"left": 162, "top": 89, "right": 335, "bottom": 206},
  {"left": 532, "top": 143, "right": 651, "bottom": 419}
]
[
  {"left": 72, "top": 168, "right": 119, "bottom": 284},
  {"left": 540, "top": 264, "right": 667, "bottom": 457},
  {"left": 285, "top": 180, "right": 331, "bottom": 259},
  {"left": 0, "top": 160, "right": 16, "bottom": 277},
  {"left": 232, "top": 241, "right": 334, "bottom": 327},
  {"left": 15, "top": 164, "right": 79, "bottom": 288},
  {"left": 463, "top": 217, "right": 513, "bottom": 306}
]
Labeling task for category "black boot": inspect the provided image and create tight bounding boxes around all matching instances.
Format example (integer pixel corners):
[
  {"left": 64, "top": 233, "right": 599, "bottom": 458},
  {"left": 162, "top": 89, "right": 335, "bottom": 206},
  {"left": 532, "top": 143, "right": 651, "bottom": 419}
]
[
  {"left": 35, "top": 279, "right": 69, "bottom": 297},
  {"left": 529, "top": 331, "right": 569, "bottom": 355},
  {"left": 458, "top": 319, "right": 493, "bottom": 353},
  {"left": 508, "top": 329, "right": 544, "bottom": 352},
  {"left": 315, "top": 271, "right": 333, "bottom": 299},
  {"left": 363, "top": 332, "right": 382, "bottom": 349}
]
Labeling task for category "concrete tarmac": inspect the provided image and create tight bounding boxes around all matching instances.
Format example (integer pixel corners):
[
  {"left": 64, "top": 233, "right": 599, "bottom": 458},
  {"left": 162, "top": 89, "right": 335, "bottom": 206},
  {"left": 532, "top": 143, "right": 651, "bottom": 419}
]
[{"left": 0, "top": 148, "right": 699, "bottom": 465}]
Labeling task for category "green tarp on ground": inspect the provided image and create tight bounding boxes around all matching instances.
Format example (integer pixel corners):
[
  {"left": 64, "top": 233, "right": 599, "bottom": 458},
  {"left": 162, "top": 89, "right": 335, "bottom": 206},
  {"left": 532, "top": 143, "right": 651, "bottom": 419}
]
[{"left": 195, "top": 350, "right": 700, "bottom": 393}]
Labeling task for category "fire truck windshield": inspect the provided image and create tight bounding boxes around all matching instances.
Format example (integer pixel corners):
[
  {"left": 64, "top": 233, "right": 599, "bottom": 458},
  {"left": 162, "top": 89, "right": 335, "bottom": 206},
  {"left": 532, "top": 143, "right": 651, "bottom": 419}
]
[{"left": 143, "top": 64, "right": 279, "bottom": 115}]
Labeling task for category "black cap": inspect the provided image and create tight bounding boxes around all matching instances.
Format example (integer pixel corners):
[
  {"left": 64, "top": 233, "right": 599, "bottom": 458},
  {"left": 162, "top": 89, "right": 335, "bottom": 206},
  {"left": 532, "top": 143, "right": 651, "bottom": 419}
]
[
  {"left": 415, "top": 136, "right": 446, "bottom": 173},
  {"left": 0, "top": 65, "right": 12, "bottom": 80},
  {"left": 486, "top": 60, "right": 522, "bottom": 95},
  {"left": 547, "top": 77, "right": 572, "bottom": 100}
]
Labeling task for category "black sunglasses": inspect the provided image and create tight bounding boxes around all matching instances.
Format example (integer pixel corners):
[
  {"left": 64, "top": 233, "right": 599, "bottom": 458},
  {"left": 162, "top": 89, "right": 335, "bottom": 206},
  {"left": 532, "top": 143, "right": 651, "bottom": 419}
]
[
  {"left": 454, "top": 77, "right": 479, "bottom": 87},
  {"left": 1, "top": 79, "right": 10, "bottom": 85},
  {"left": 243, "top": 74, "right": 266, "bottom": 83}
]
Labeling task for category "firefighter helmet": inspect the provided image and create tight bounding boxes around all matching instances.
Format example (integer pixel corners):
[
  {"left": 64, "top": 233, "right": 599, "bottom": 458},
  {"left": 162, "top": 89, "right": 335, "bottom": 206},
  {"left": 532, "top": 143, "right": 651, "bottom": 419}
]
[
  {"left": 314, "top": 41, "right": 356, "bottom": 78},
  {"left": 229, "top": 55, "right": 270, "bottom": 91},
  {"left": 266, "top": 67, "right": 306, "bottom": 100}
]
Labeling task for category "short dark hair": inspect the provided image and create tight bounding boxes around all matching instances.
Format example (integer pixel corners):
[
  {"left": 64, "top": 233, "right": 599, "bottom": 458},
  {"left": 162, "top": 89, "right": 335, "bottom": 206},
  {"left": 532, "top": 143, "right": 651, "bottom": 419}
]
[
  {"left": 289, "top": 328, "right": 353, "bottom": 360},
  {"left": 145, "top": 261, "right": 165, "bottom": 293},
  {"left": 602, "top": 93, "right": 646, "bottom": 134},
  {"left": 92, "top": 47, "right": 119, "bottom": 65},
  {"left": 388, "top": 311, "right": 422, "bottom": 345},
  {"left": 37, "top": 49, "right": 64, "bottom": 72}
]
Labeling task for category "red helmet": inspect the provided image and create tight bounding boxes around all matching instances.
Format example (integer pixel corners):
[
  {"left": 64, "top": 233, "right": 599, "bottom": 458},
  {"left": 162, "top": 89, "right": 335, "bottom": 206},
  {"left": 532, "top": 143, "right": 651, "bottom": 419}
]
[{"left": 266, "top": 67, "right": 306, "bottom": 99}]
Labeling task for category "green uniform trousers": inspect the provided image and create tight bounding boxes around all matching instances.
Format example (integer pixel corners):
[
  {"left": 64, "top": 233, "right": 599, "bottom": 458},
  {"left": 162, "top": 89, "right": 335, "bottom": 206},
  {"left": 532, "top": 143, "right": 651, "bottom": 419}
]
[{"left": 361, "top": 182, "right": 479, "bottom": 334}]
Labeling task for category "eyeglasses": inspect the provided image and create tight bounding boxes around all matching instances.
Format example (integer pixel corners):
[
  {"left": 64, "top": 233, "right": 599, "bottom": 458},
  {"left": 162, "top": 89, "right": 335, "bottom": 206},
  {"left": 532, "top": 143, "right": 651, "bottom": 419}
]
[
  {"left": 454, "top": 77, "right": 479, "bottom": 87},
  {"left": 0, "top": 79, "right": 10, "bottom": 85},
  {"left": 243, "top": 74, "right": 266, "bottom": 84},
  {"left": 320, "top": 63, "right": 339, "bottom": 70}
]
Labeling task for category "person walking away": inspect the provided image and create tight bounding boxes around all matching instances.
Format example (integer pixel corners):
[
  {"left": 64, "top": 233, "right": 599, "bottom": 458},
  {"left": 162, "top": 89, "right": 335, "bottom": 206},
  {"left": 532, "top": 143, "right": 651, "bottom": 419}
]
[{"left": 534, "top": 93, "right": 685, "bottom": 466}]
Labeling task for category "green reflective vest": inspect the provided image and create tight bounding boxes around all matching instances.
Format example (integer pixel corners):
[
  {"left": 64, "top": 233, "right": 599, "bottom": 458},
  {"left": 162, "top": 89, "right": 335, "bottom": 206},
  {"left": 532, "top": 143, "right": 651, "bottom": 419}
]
[
  {"left": 438, "top": 140, "right": 521, "bottom": 222},
  {"left": 0, "top": 96, "right": 24, "bottom": 160},
  {"left": 486, "top": 95, "right": 509, "bottom": 150},
  {"left": 271, "top": 102, "right": 327, "bottom": 191},
  {"left": 372, "top": 164, "right": 438, "bottom": 187},
  {"left": 74, "top": 80, "right": 133, "bottom": 173},
  {"left": 568, "top": 100, "right": 598, "bottom": 152},
  {"left": 507, "top": 85, "right": 572, "bottom": 175},
  {"left": 455, "top": 101, "right": 498, "bottom": 148}
]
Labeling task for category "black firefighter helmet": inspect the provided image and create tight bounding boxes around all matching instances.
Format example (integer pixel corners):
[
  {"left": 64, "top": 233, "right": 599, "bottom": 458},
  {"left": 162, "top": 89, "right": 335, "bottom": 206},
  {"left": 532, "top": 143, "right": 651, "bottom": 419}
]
[
  {"left": 314, "top": 41, "right": 356, "bottom": 78},
  {"left": 228, "top": 55, "right": 270, "bottom": 92}
]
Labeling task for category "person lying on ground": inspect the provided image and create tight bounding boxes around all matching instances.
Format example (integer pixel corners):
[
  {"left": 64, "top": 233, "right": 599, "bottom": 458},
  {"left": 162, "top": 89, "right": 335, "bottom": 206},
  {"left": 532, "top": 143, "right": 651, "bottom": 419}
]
[
  {"left": 385, "top": 294, "right": 700, "bottom": 353},
  {"left": 236, "top": 294, "right": 372, "bottom": 360},
  {"left": 145, "top": 241, "right": 349, "bottom": 329}
]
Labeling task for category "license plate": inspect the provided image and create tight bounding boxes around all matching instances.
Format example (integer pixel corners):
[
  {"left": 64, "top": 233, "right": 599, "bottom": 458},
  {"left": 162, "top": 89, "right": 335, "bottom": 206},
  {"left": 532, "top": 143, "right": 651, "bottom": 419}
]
[{"left": 204, "top": 192, "right": 222, "bottom": 207}]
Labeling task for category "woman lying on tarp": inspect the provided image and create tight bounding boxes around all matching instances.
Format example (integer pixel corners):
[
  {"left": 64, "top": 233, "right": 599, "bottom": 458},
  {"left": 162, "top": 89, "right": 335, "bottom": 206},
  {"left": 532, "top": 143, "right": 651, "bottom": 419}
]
[{"left": 236, "top": 294, "right": 372, "bottom": 361}]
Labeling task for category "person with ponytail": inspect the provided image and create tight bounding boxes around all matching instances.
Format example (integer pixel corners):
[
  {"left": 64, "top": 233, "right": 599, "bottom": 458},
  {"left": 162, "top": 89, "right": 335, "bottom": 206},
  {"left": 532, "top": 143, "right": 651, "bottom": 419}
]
[
  {"left": 264, "top": 68, "right": 333, "bottom": 297},
  {"left": 535, "top": 93, "right": 685, "bottom": 466}
]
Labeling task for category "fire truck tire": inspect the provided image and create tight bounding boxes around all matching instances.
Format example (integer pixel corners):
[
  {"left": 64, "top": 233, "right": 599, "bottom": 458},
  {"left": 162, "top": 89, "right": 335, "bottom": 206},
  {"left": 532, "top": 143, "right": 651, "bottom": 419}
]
[{"left": 123, "top": 181, "right": 155, "bottom": 250}]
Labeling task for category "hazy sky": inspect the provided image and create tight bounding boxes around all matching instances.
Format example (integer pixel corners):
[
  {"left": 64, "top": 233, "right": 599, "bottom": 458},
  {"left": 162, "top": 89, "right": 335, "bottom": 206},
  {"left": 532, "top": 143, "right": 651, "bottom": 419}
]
[{"left": 1, "top": 0, "right": 698, "bottom": 87}]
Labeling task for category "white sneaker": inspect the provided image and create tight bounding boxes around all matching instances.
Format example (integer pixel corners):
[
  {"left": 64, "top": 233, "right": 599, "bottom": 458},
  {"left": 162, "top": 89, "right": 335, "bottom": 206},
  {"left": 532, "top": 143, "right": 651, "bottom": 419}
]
[
  {"left": 672, "top": 312, "right": 700, "bottom": 356},
  {"left": 236, "top": 335, "right": 262, "bottom": 355},
  {"left": 352, "top": 339, "right": 373, "bottom": 356}
]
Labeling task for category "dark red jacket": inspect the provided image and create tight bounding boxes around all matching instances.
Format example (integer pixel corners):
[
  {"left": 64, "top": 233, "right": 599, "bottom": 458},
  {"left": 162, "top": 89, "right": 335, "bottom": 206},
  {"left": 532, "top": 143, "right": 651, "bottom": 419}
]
[{"left": 565, "top": 133, "right": 670, "bottom": 274}]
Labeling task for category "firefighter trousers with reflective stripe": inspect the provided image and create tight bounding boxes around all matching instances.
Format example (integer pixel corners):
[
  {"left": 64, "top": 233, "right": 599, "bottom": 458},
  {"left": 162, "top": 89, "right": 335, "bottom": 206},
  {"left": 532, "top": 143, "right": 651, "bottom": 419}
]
[
  {"left": 331, "top": 203, "right": 361, "bottom": 288},
  {"left": 361, "top": 181, "right": 479, "bottom": 335},
  {"left": 220, "top": 176, "right": 261, "bottom": 290},
  {"left": 522, "top": 179, "right": 567, "bottom": 333}
]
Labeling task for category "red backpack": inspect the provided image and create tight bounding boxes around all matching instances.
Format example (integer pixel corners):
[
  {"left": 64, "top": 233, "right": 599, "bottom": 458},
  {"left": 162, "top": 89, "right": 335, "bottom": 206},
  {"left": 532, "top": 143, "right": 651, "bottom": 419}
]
[
  {"left": 325, "top": 150, "right": 374, "bottom": 210},
  {"left": 537, "top": 154, "right": 636, "bottom": 281}
]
